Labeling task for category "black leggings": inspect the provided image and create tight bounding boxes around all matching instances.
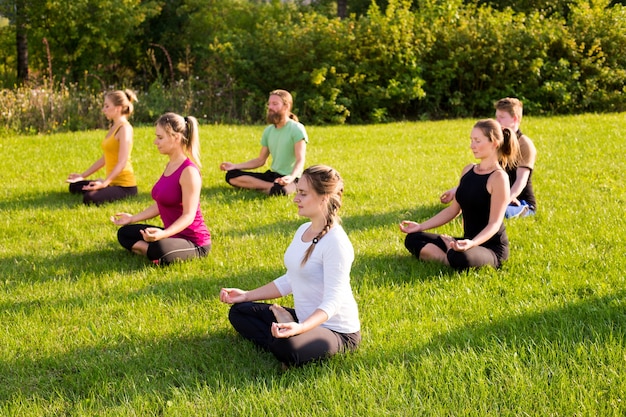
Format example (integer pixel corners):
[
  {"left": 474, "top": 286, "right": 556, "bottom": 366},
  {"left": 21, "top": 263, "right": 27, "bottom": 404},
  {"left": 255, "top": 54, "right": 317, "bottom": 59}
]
[
  {"left": 117, "top": 224, "right": 211, "bottom": 265},
  {"left": 69, "top": 181, "right": 137, "bottom": 206},
  {"left": 225, "top": 169, "right": 288, "bottom": 195},
  {"left": 228, "top": 302, "right": 361, "bottom": 367},
  {"left": 404, "top": 231, "right": 508, "bottom": 270},
  {"left": 225, "top": 169, "right": 281, "bottom": 185}
]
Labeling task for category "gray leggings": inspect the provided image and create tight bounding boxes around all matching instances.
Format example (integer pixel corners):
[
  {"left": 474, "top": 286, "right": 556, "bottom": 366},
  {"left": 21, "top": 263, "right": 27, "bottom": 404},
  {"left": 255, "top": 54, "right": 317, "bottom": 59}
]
[
  {"left": 117, "top": 224, "right": 211, "bottom": 265},
  {"left": 69, "top": 180, "right": 137, "bottom": 206}
]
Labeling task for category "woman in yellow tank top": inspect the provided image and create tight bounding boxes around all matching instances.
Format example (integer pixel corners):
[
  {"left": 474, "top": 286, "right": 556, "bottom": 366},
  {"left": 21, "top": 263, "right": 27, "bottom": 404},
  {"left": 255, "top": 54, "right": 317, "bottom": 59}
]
[{"left": 67, "top": 89, "right": 139, "bottom": 205}]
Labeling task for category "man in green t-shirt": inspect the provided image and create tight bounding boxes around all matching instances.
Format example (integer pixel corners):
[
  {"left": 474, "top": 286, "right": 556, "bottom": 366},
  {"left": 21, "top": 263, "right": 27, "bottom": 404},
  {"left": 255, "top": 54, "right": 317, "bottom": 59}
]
[{"left": 220, "top": 89, "right": 308, "bottom": 196}]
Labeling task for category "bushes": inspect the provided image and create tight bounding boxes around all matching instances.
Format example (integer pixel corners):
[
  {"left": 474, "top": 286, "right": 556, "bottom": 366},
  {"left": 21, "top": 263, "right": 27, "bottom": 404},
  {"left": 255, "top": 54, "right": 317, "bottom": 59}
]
[
  {"left": 563, "top": 1, "right": 626, "bottom": 112},
  {"left": 0, "top": 82, "right": 105, "bottom": 134},
  {"left": 217, "top": 0, "right": 427, "bottom": 124},
  {"left": 418, "top": 4, "right": 567, "bottom": 117},
  {"left": 214, "top": 0, "right": 626, "bottom": 121},
  {"left": 2, "top": 0, "right": 626, "bottom": 132}
]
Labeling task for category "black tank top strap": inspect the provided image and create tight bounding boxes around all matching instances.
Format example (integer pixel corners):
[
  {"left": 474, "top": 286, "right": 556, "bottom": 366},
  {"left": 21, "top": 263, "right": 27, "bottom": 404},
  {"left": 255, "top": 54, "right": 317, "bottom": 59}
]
[{"left": 472, "top": 164, "right": 501, "bottom": 176}]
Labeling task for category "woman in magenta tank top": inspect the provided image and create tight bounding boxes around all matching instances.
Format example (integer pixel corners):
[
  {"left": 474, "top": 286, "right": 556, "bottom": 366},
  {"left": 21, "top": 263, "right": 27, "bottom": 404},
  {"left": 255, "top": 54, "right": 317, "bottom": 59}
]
[{"left": 111, "top": 112, "right": 211, "bottom": 266}]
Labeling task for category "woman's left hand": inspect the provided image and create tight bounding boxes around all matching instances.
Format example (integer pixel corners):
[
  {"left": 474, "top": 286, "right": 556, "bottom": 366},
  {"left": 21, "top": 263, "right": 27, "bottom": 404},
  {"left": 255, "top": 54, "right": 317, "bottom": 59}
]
[
  {"left": 449, "top": 238, "right": 475, "bottom": 252},
  {"left": 271, "top": 321, "right": 302, "bottom": 338},
  {"left": 111, "top": 213, "right": 133, "bottom": 226},
  {"left": 275, "top": 175, "right": 295, "bottom": 186},
  {"left": 140, "top": 227, "right": 164, "bottom": 242},
  {"left": 67, "top": 173, "right": 84, "bottom": 183},
  {"left": 82, "top": 180, "right": 105, "bottom": 191}
]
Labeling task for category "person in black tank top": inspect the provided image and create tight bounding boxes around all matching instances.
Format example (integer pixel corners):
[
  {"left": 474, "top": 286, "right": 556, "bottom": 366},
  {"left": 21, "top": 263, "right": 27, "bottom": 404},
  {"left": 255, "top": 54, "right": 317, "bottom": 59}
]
[
  {"left": 399, "top": 119, "right": 519, "bottom": 270},
  {"left": 439, "top": 98, "right": 537, "bottom": 218}
]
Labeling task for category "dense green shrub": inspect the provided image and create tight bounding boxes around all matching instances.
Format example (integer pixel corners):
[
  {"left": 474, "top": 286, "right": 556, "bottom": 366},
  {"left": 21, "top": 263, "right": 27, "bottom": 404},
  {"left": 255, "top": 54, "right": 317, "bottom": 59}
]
[
  {"left": 475, "top": 0, "right": 578, "bottom": 16},
  {"left": 342, "top": 0, "right": 426, "bottom": 122},
  {"left": 417, "top": 4, "right": 567, "bottom": 117},
  {"left": 1, "top": 0, "right": 625, "bottom": 132},
  {"left": 563, "top": 1, "right": 626, "bottom": 112},
  {"left": 215, "top": 0, "right": 426, "bottom": 123},
  {"left": 218, "top": 0, "right": 626, "bottom": 121}
]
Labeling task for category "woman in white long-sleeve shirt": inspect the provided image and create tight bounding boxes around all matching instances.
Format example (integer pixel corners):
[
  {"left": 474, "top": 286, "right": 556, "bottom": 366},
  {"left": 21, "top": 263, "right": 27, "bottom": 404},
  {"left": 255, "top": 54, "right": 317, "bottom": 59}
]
[{"left": 219, "top": 165, "right": 360, "bottom": 368}]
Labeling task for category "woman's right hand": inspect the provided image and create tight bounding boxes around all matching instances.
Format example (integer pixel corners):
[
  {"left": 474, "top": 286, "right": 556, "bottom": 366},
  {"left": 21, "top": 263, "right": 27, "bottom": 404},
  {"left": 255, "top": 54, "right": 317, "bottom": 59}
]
[
  {"left": 110, "top": 213, "right": 133, "bottom": 226},
  {"left": 440, "top": 188, "right": 456, "bottom": 204},
  {"left": 219, "top": 162, "right": 235, "bottom": 171},
  {"left": 399, "top": 220, "right": 422, "bottom": 234},
  {"left": 220, "top": 288, "right": 247, "bottom": 304}
]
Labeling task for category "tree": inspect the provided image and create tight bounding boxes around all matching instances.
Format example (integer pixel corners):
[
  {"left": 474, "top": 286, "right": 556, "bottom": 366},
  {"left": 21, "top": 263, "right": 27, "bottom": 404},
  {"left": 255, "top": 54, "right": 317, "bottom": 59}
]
[
  {"left": 15, "top": 0, "right": 27, "bottom": 82},
  {"left": 0, "top": 0, "right": 29, "bottom": 83},
  {"left": 337, "top": 0, "right": 347, "bottom": 18},
  {"left": 0, "top": 0, "right": 163, "bottom": 85}
]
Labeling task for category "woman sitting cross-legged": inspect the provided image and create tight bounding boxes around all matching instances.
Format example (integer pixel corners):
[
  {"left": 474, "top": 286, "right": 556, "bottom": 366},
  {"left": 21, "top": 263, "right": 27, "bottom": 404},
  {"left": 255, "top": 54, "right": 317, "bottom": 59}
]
[
  {"left": 399, "top": 119, "right": 519, "bottom": 270},
  {"left": 111, "top": 112, "right": 211, "bottom": 266},
  {"left": 67, "top": 89, "right": 139, "bottom": 205},
  {"left": 219, "top": 165, "right": 361, "bottom": 368}
]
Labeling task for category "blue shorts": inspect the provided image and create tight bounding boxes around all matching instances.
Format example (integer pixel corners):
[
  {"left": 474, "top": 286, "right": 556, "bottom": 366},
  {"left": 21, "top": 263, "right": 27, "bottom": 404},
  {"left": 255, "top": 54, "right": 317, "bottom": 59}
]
[{"left": 505, "top": 200, "right": 536, "bottom": 219}]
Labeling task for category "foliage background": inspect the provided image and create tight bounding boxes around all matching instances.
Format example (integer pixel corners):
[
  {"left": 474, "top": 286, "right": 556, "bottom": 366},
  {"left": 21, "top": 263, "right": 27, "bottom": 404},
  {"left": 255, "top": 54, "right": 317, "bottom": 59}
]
[{"left": 1, "top": 0, "right": 626, "bottom": 132}]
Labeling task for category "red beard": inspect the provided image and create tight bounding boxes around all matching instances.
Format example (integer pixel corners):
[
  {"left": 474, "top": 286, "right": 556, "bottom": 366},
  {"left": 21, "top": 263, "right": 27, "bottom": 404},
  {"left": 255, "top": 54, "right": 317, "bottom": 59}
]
[{"left": 266, "top": 110, "right": 284, "bottom": 125}]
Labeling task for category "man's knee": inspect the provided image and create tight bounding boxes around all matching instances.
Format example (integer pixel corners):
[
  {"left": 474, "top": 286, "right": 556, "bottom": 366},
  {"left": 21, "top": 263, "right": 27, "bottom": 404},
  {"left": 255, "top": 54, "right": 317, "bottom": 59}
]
[{"left": 225, "top": 169, "right": 243, "bottom": 185}]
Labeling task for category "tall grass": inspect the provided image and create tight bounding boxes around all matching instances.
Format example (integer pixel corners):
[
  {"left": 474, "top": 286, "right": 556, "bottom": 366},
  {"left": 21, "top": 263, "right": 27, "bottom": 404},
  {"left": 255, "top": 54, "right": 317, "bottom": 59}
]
[{"left": 0, "top": 114, "right": 624, "bottom": 415}]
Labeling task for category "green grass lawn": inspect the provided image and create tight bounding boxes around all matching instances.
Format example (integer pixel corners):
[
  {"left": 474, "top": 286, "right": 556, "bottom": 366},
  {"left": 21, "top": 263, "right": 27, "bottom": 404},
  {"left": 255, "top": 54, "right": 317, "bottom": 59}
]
[{"left": 0, "top": 114, "right": 624, "bottom": 416}]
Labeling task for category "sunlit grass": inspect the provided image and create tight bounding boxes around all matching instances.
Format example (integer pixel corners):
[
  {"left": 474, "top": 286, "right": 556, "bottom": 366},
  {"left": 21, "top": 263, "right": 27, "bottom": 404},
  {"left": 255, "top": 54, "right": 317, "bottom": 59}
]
[{"left": 0, "top": 114, "right": 624, "bottom": 415}]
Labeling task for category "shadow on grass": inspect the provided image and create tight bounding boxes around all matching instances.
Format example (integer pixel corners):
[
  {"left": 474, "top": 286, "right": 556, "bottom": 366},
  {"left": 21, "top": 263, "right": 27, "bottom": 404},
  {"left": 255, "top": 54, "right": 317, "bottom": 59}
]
[
  {"left": 0, "top": 190, "right": 76, "bottom": 211},
  {"left": 0, "top": 246, "right": 149, "bottom": 285},
  {"left": 0, "top": 189, "right": 155, "bottom": 211},
  {"left": 0, "top": 330, "right": 281, "bottom": 404},
  {"left": 0, "top": 264, "right": 292, "bottom": 406}
]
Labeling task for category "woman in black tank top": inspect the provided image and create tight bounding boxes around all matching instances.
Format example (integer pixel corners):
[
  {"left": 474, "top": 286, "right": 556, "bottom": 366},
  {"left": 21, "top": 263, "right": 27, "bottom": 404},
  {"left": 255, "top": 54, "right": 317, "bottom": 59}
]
[{"left": 399, "top": 119, "right": 519, "bottom": 270}]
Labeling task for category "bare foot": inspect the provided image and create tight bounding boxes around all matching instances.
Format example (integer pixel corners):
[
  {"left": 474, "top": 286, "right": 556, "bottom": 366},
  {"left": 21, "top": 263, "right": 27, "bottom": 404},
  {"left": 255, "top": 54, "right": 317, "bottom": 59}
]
[
  {"left": 284, "top": 181, "right": 297, "bottom": 195},
  {"left": 440, "top": 234, "right": 456, "bottom": 249},
  {"left": 270, "top": 304, "right": 295, "bottom": 323}
]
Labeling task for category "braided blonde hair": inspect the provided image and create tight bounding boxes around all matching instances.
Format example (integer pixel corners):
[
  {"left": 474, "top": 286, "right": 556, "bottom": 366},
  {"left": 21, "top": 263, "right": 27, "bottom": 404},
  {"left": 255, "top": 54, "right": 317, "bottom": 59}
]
[{"left": 300, "top": 165, "right": 344, "bottom": 266}]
